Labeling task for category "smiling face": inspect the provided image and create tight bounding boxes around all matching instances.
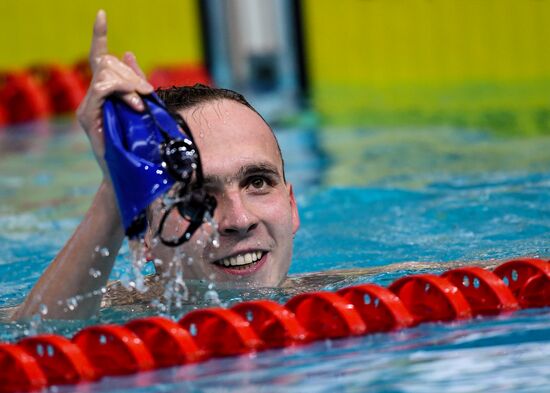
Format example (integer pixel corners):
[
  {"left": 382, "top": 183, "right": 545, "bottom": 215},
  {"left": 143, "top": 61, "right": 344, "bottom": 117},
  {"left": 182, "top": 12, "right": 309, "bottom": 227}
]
[{"left": 145, "top": 99, "right": 300, "bottom": 287}]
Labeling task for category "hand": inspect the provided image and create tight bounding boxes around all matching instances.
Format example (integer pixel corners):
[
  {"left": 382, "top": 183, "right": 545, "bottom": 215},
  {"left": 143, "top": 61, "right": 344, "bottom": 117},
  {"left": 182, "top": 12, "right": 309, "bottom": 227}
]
[{"left": 76, "top": 10, "right": 154, "bottom": 178}]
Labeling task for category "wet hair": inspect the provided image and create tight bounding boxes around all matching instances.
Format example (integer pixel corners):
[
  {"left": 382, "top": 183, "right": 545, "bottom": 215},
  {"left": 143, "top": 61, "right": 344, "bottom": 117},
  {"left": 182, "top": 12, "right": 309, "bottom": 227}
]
[{"left": 156, "top": 84, "right": 285, "bottom": 180}]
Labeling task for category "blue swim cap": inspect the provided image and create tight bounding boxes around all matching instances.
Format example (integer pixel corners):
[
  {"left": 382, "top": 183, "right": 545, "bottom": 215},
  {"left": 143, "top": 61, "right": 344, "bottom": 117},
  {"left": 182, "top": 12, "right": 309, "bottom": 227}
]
[{"left": 103, "top": 93, "right": 195, "bottom": 237}]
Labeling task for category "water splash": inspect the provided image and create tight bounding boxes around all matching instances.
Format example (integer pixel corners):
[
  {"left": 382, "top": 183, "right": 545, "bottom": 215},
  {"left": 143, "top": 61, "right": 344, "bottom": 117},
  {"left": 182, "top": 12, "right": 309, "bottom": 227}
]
[
  {"left": 159, "top": 247, "right": 190, "bottom": 313},
  {"left": 119, "top": 240, "right": 148, "bottom": 294}
]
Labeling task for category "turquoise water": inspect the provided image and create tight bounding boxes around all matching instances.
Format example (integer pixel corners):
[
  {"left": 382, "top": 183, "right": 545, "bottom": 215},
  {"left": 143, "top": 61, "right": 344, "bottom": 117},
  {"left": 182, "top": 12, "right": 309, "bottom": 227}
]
[{"left": 0, "top": 121, "right": 549, "bottom": 392}]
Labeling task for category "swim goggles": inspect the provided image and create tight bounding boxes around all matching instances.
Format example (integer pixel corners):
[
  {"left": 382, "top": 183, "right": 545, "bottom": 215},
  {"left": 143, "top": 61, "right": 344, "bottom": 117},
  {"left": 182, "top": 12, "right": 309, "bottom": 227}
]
[
  {"left": 153, "top": 108, "right": 217, "bottom": 247},
  {"left": 103, "top": 93, "right": 216, "bottom": 246}
]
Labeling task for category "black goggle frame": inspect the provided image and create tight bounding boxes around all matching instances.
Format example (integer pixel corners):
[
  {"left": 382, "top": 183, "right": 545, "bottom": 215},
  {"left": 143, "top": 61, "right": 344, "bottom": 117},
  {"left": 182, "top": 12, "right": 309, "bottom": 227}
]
[{"left": 143, "top": 100, "right": 217, "bottom": 247}]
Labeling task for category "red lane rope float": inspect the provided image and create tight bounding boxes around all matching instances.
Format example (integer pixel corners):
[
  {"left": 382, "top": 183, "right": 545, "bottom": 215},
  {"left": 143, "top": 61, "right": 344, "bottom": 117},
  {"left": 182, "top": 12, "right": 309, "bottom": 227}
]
[
  {"left": 0, "top": 344, "right": 47, "bottom": 393},
  {"left": 30, "top": 65, "right": 87, "bottom": 115},
  {"left": 0, "top": 71, "right": 50, "bottom": 124},
  {"left": 125, "top": 316, "right": 202, "bottom": 367},
  {"left": 285, "top": 292, "right": 366, "bottom": 339},
  {"left": 178, "top": 308, "right": 263, "bottom": 357},
  {"left": 17, "top": 335, "right": 97, "bottom": 385},
  {"left": 494, "top": 258, "right": 550, "bottom": 308},
  {"left": 2, "top": 257, "right": 549, "bottom": 392},
  {"left": 0, "top": 105, "right": 7, "bottom": 126},
  {"left": 389, "top": 274, "right": 472, "bottom": 324},
  {"left": 442, "top": 267, "right": 519, "bottom": 316},
  {"left": 337, "top": 284, "right": 414, "bottom": 332},
  {"left": 231, "top": 300, "right": 309, "bottom": 348},
  {"left": 72, "top": 59, "right": 92, "bottom": 88},
  {"left": 72, "top": 325, "right": 154, "bottom": 377}
]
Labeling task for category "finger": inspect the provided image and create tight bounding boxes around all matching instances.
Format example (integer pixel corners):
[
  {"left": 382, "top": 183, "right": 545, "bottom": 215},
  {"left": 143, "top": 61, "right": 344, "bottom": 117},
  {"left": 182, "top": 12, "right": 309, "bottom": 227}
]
[
  {"left": 109, "top": 57, "right": 154, "bottom": 94},
  {"left": 120, "top": 92, "right": 145, "bottom": 111},
  {"left": 91, "top": 74, "right": 146, "bottom": 111},
  {"left": 89, "top": 10, "right": 108, "bottom": 72},
  {"left": 123, "top": 52, "right": 148, "bottom": 80},
  {"left": 90, "top": 68, "right": 134, "bottom": 99},
  {"left": 96, "top": 55, "right": 153, "bottom": 94}
]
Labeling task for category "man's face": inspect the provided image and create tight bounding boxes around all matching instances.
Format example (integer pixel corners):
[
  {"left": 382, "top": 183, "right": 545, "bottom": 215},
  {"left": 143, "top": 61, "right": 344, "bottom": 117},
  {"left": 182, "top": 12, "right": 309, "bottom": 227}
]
[{"left": 146, "top": 99, "right": 300, "bottom": 287}]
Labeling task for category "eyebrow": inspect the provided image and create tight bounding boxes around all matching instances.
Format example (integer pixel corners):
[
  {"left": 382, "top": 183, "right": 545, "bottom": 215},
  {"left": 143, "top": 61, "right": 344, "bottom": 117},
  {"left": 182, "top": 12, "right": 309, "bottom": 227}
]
[{"left": 203, "top": 162, "right": 281, "bottom": 187}]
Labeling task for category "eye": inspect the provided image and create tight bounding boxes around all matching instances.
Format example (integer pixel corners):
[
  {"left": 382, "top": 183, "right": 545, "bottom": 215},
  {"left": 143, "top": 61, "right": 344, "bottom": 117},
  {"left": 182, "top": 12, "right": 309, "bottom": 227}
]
[{"left": 250, "top": 177, "right": 266, "bottom": 189}]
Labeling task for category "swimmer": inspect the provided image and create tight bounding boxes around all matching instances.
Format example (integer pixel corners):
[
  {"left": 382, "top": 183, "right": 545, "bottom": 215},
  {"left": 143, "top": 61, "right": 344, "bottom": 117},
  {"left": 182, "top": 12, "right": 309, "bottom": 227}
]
[
  {"left": 13, "top": 10, "right": 299, "bottom": 320},
  {"left": 11, "top": 11, "right": 504, "bottom": 321}
]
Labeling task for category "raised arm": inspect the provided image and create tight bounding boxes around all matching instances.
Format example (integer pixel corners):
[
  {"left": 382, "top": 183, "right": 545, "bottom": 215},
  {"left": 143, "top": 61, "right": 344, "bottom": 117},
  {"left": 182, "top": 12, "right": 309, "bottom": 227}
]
[{"left": 13, "top": 10, "right": 154, "bottom": 320}]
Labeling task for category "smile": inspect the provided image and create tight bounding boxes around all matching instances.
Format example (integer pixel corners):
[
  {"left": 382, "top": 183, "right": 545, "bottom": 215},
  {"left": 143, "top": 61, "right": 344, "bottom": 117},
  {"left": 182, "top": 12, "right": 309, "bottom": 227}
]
[{"left": 214, "top": 251, "right": 264, "bottom": 268}]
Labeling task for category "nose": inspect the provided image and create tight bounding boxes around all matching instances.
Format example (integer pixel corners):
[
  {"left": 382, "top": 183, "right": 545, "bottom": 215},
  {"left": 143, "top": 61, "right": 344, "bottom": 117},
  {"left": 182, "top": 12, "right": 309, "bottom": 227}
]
[{"left": 216, "top": 191, "right": 259, "bottom": 236}]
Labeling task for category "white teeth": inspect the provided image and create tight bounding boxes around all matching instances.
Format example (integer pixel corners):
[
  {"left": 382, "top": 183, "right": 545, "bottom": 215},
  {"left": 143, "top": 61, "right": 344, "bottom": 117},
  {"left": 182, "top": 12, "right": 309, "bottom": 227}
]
[{"left": 219, "top": 251, "right": 264, "bottom": 267}]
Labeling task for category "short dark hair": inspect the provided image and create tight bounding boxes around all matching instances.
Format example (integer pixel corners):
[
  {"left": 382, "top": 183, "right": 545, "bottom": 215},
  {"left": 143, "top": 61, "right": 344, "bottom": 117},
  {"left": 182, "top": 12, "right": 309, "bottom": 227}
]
[
  {"left": 157, "top": 83, "right": 255, "bottom": 113},
  {"left": 156, "top": 84, "right": 285, "bottom": 181}
]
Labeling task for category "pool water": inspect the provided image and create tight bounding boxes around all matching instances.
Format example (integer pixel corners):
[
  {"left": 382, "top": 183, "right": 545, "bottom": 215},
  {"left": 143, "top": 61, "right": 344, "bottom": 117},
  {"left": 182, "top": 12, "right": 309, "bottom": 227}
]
[{"left": 0, "top": 120, "right": 549, "bottom": 392}]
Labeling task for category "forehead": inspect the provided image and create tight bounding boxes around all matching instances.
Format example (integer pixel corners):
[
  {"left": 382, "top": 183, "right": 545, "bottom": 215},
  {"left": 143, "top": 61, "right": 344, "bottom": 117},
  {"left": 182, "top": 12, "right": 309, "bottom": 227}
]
[{"left": 178, "top": 99, "right": 282, "bottom": 178}]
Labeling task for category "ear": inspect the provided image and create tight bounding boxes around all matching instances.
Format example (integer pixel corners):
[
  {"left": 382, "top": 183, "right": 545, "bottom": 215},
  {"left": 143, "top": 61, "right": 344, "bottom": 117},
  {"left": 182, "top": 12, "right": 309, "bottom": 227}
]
[{"left": 288, "top": 184, "right": 300, "bottom": 234}]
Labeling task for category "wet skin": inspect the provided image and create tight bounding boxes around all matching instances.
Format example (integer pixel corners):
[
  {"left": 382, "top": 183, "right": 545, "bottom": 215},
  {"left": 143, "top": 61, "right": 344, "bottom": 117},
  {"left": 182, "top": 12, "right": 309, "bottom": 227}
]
[{"left": 145, "top": 99, "right": 300, "bottom": 287}]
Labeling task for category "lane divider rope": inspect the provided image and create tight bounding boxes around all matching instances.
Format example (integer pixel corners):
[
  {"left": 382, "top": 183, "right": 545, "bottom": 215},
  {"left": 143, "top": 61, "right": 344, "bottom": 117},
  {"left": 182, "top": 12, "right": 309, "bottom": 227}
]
[
  {"left": 0, "top": 63, "right": 210, "bottom": 127},
  {"left": 1, "top": 258, "right": 548, "bottom": 392}
]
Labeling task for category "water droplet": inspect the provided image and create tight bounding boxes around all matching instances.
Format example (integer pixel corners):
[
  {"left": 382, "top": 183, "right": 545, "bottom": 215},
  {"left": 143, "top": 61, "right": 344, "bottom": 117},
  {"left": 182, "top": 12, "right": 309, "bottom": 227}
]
[
  {"left": 363, "top": 294, "right": 371, "bottom": 304},
  {"left": 66, "top": 297, "right": 78, "bottom": 311},
  {"left": 39, "top": 304, "right": 48, "bottom": 316},
  {"left": 89, "top": 268, "right": 102, "bottom": 278},
  {"left": 94, "top": 246, "right": 110, "bottom": 257}
]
